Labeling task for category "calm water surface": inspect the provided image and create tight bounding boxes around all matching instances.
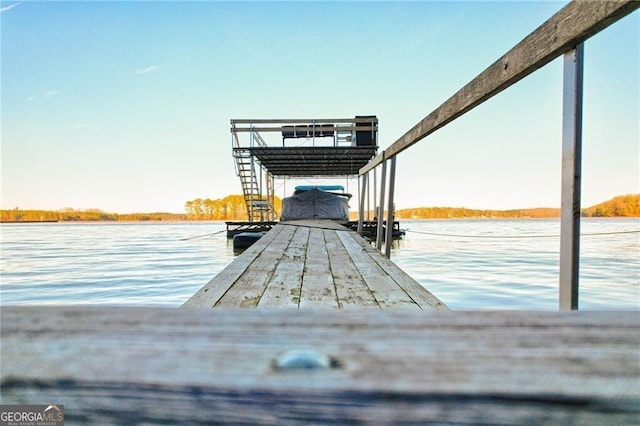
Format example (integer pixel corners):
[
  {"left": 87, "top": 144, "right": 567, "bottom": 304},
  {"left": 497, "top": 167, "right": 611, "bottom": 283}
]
[{"left": 1, "top": 219, "right": 638, "bottom": 310}]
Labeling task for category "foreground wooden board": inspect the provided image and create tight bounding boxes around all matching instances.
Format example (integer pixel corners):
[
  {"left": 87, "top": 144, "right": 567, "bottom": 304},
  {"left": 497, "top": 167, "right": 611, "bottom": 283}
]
[{"left": 2, "top": 307, "right": 639, "bottom": 423}]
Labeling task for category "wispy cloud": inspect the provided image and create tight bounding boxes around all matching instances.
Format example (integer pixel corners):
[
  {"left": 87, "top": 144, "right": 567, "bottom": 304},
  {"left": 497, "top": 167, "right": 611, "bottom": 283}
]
[
  {"left": 26, "top": 90, "right": 61, "bottom": 101},
  {"left": 134, "top": 65, "right": 157, "bottom": 76},
  {"left": 0, "top": 2, "right": 21, "bottom": 13}
]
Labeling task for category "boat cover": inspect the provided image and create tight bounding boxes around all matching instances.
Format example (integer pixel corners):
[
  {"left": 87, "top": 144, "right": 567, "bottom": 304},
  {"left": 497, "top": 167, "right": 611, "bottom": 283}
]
[{"left": 281, "top": 188, "right": 349, "bottom": 221}]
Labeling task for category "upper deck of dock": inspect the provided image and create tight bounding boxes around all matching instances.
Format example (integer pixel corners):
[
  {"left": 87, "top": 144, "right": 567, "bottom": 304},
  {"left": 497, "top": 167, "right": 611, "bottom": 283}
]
[{"left": 184, "top": 220, "right": 446, "bottom": 310}]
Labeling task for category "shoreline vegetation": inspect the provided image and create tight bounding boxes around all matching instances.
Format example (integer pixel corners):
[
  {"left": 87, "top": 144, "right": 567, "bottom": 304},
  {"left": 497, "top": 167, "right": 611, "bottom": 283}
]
[{"left": 1, "top": 194, "right": 638, "bottom": 223}]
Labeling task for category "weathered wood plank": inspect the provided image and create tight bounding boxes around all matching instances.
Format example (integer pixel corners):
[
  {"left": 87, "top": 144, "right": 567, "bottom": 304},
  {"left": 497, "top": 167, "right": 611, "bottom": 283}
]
[
  {"left": 324, "top": 229, "right": 380, "bottom": 308},
  {"left": 336, "top": 230, "right": 420, "bottom": 309},
  {"left": 181, "top": 224, "right": 285, "bottom": 307},
  {"left": 215, "top": 225, "right": 296, "bottom": 307},
  {"left": 360, "top": 0, "right": 639, "bottom": 173},
  {"left": 186, "top": 221, "right": 446, "bottom": 310},
  {"left": 298, "top": 228, "right": 338, "bottom": 308},
  {"left": 2, "top": 307, "right": 638, "bottom": 424},
  {"left": 258, "top": 225, "right": 309, "bottom": 308},
  {"left": 349, "top": 230, "right": 448, "bottom": 310}
]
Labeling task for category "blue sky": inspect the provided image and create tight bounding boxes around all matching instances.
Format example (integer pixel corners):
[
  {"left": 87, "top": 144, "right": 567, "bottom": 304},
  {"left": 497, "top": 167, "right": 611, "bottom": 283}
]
[{"left": 2, "top": 1, "right": 638, "bottom": 213}]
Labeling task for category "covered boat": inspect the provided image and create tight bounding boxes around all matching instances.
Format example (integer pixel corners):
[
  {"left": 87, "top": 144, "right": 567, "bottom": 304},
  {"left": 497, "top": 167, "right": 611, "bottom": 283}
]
[{"left": 280, "top": 186, "right": 351, "bottom": 221}]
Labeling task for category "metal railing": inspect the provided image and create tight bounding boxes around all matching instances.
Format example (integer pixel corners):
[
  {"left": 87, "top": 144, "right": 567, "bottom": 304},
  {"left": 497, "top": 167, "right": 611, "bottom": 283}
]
[{"left": 357, "top": 0, "right": 638, "bottom": 310}]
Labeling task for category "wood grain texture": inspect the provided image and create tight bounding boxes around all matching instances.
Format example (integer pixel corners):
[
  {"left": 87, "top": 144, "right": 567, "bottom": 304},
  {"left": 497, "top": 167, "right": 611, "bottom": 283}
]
[
  {"left": 183, "top": 224, "right": 285, "bottom": 307},
  {"left": 2, "top": 307, "right": 638, "bottom": 424},
  {"left": 360, "top": 0, "right": 639, "bottom": 173},
  {"left": 297, "top": 227, "right": 337, "bottom": 308},
  {"left": 324, "top": 230, "right": 379, "bottom": 308},
  {"left": 183, "top": 222, "right": 446, "bottom": 310},
  {"left": 257, "top": 226, "right": 309, "bottom": 308}
]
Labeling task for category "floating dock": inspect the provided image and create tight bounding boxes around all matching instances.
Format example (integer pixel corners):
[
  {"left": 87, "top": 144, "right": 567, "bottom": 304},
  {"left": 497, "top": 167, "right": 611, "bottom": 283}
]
[
  {"left": 225, "top": 219, "right": 405, "bottom": 239},
  {"left": 185, "top": 220, "right": 445, "bottom": 310}
]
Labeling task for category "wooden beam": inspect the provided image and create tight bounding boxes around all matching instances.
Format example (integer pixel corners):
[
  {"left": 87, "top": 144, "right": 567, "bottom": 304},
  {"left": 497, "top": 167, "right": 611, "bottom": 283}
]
[
  {"left": 2, "top": 307, "right": 638, "bottom": 423},
  {"left": 360, "top": 0, "right": 639, "bottom": 174}
]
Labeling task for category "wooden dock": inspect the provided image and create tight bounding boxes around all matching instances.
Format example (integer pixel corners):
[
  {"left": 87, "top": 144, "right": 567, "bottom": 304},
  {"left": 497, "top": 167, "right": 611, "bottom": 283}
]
[
  {"left": 184, "top": 220, "right": 446, "bottom": 310},
  {"left": 2, "top": 2, "right": 639, "bottom": 423}
]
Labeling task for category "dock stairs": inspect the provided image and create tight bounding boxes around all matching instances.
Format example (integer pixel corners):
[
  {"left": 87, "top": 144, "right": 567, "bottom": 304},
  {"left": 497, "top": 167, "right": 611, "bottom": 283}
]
[{"left": 233, "top": 133, "right": 276, "bottom": 221}]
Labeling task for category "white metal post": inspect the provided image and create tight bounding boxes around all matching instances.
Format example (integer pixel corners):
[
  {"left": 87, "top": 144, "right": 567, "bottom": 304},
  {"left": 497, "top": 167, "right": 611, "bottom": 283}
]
[
  {"left": 376, "top": 160, "right": 387, "bottom": 251},
  {"left": 366, "top": 174, "right": 371, "bottom": 221},
  {"left": 373, "top": 167, "right": 377, "bottom": 222},
  {"left": 358, "top": 173, "right": 367, "bottom": 234},
  {"left": 559, "top": 44, "right": 584, "bottom": 311},
  {"left": 384, "top": 156, "right": 397, "bottom": 258}
]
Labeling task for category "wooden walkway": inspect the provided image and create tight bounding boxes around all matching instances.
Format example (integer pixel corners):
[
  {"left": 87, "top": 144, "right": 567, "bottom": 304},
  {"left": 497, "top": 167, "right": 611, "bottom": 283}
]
[{"left": 183, "top": 220, "right": 446, "bottom": 310}]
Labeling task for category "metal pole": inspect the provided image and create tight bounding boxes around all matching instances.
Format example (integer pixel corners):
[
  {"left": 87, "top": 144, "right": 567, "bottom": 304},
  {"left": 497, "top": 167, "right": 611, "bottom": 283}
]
[
  {"left": 373, "top": 167, "right": 377, "bottom": 222},
  {"left": 249, "top": 155, "right": 256, "bottom": 222},
  {"left": 384, "top": 156, "right": 397, "bottom": 258},
  {"left": 376, "top": 160, "right": 387, "bottom": 251},
  {"left": 366, "top": 176, "right": 370, "bottom": 221},
  {"left": 358, "top": 173, "right": 367, "bottom": 234},
  {"left": 559, "top": 44, "right": 584, "bottom": 311}
]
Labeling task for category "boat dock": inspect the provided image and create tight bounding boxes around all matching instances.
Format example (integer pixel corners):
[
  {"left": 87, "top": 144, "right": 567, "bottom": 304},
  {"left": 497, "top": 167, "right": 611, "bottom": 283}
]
[
  {"left": 2, "top": 1, "right": 638, "bottom": 423},
  {"left": 185, "top": 220, "right": 445, "bottom": 309},
  {"left": 226, "top": 220, "right": 405, "bottom": 239}
]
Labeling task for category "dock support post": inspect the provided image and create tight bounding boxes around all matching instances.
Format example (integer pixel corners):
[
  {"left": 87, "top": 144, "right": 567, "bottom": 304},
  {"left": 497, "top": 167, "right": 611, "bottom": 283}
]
[
  {"left": 358, "top": 172, "right": 367, "bottom": 235},
  {"left": 384, "top": 156, "right": 397, "bottom": 258},
  {"left": 376, "top": 160, "right": 387, "bottom": 251},
  {"left": 373, "top": 167, "right": 377, "bottom": 223},
  {"left": 366, "top": 174, "right": 371, "bottom": 221},
  {"left": 559, "top": 44, "right": 584, "bottom": 311}
]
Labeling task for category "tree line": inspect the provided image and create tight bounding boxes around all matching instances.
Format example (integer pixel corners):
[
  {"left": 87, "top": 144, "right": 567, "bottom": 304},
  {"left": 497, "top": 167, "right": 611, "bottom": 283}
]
[
  {"left": 184, "top": 195, "right": 281, "bottom": 220},
  {"left": 394, "top": 194, "right": 638, "bottom": 219},
  {"left": 1, "top": 193, "right": 636, "bottom": 222},
  {"left": 581, "top": 194, "right": 639, "bottom": 217},
  {"left": 1, "top": 195, "right": 282, "bottom": 222},
  {"left": 394, "top": 207, "right": 561, "bottom": 219},
  {"left": 0, "top": 208, "right": 187, "bottom": 222}
]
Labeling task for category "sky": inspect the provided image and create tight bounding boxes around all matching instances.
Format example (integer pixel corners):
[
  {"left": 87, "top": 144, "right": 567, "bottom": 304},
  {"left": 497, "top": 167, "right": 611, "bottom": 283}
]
[{"left": 1, "top": 1, "right": 638, "bottom": 213}]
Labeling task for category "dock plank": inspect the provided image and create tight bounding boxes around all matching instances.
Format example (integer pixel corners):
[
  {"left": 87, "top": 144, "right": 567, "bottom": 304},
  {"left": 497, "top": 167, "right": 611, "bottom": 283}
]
[
  {"left": 298, "top": 228, "right": 338, "bottom": 308},
  {"left": 349, "top": 230, "right": 448, "bottom": 310},
  {"left": 2, "top": 307, "right": 638, "bottom": 424},
  {"left": 336, "top": 230, "right": 420, "bottom": 309},
  {"left": 182, "top": 224, "right": 285, "bottom": 307},
  {"left": 184, "top": 221, "right": 446, "bottom": 310},
  {"left": 258, "top": 225, "right": 309, "bottom": 308},
  {"left": 324, "top": 229, "right": 379, "bottom": 308},
  {"left": 216, "top": 224, "right": 296, "bottom": 307}
]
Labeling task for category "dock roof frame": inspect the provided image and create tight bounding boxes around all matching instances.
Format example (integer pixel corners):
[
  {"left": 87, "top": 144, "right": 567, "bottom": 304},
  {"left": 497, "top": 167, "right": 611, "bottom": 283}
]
[{"left": 231, "top": 117, "right": 378, "bottom": 178}]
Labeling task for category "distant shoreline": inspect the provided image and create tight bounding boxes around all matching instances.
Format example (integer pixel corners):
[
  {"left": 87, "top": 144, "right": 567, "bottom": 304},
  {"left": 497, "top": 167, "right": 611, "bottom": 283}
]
[
  {"left": 2, "top": 194, "right": 638, "bottom": 222},
  {"left": 1, "top": 220, "right": 60, "bottom": 223}
]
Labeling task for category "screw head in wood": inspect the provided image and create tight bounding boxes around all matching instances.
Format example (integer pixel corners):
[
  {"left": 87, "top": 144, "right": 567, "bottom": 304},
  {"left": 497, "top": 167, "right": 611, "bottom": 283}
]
[{"left": 272, "top": 349, "right": 339, "bottom": 371}]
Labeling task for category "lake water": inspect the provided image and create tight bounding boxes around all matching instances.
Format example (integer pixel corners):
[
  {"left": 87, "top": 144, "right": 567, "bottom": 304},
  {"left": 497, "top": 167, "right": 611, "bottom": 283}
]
[{"left": 1, "top": 219, "right": 638, "bottom": 310}]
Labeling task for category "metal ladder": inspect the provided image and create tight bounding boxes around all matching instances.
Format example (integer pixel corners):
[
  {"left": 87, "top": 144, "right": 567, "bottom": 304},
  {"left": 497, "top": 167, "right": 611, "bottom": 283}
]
[{"left": 233, "top": 132, "right": 275, "bottom": 222}]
